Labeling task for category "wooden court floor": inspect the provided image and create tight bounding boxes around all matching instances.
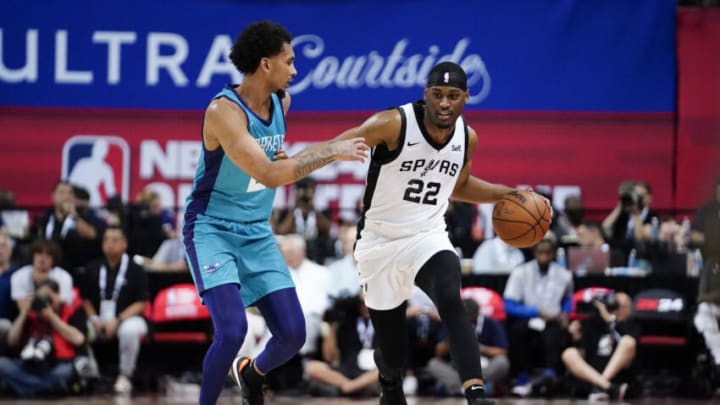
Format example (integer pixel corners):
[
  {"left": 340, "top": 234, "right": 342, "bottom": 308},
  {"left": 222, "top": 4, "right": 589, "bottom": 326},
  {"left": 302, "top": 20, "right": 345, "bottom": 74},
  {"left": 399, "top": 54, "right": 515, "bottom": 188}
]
[{"left": 0, "top": 394, "right": 719, "bottom": 405}]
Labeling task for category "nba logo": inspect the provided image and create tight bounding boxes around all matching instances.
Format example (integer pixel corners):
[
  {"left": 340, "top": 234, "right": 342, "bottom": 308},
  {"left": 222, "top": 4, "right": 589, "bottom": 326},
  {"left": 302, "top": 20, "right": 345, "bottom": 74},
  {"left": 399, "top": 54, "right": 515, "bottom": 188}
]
[{"left": 61, "top": 135, "right": 130, "bottom": 207}]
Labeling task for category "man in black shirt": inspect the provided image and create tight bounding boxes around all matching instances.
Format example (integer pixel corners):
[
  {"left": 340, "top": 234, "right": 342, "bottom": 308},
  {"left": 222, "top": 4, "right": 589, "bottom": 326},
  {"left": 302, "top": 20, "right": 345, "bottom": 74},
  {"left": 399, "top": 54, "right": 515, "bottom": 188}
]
[
  {"left": 562, "top": 291, "right": 639, "bottom": 401},
  {"left": 79, "top": 225, "right": 149, "bottom": 394}
]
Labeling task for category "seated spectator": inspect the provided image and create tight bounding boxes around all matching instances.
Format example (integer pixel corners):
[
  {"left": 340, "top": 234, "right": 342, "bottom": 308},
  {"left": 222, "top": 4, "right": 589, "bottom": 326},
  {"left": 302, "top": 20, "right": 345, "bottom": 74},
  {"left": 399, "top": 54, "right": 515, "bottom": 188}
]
[
  {"left": 0, "top": 190, "right": 30, "bottom": 240},
  {"left": 445, "top": 201, "right": 483, "bottom": 259},
  {"left": 11, "top": 239, "right": 74, "bottom": 311},
  {"left": 403, "top": 287, "right": 447, "bottom": 396},
  {"left": 326, "top": 223, "right": 361, "bottom": 300},
  {"left": 471, "top": 237, "right": 525, "bottom": 274},
  {"left": 503, "top": 239, "right": 573, "bottom": 397},
  {"left": 127, "top": 188, "right": 175, "bottom": 258},
  {"left": 33, "top": 181, "right": 103, "bottom": 273},
  {"left": 237, "top": 308, "right": 271, "bottom": 360},
  {"left": 0, "top": 233, "right": 18, "bottom": 355},
  {"left": 278, "top": 234, "right": 331, "bottom": 358},
  {"left": 133, "top": 238, "right": 188, "bottom": 273},
  {"left": 691, "top": 177, "right": 720, "bottom": 261},
  {"left": 426, "top": 298, "right": 510, "bottom": 397},
  {"left": 267, "top": 234, "right": 331, "bottom": 390},
  {"left": 553, "top": 194, "right": 584, "bottom": 246},
  {"left": 695, "top": 254, "right": 720, "bottom": 375},
  {"left": 99, "top": 195, "right": 128, "bottom": 228},
  {"left": 79, "top": 225, "right": 149, "bottom": 394},
  {"left": 0, "top": 278, "right": 87, "bottom": 398},
  {"left": 576, "top": 221, "right": 625, "bottom": 268},
  {"left": 562, "top": 291, "right": 637, "bottom": 401},
  {"left": 304, "top": 294, "right": 379, "bottom": 397},
  {"left": 272, "top": 177, "right": 335, "bottom": 264}
]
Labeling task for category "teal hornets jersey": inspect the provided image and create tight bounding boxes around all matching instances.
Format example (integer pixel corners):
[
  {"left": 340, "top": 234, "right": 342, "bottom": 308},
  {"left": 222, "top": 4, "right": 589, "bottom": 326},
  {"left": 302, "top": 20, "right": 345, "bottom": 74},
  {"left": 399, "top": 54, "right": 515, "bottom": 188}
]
[{"left": 185, "top": 86, "right": 286, "bottom": 223}]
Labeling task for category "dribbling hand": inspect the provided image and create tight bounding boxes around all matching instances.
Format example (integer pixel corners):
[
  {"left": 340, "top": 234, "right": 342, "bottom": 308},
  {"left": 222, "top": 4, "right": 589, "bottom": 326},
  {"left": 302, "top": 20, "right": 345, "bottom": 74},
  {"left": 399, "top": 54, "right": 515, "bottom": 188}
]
[
  {"left": 525, "top": 187, "right": 553, "bottom": 219},
  {"left": 331, "top": 137, "right": 370, "bottom": 162}
]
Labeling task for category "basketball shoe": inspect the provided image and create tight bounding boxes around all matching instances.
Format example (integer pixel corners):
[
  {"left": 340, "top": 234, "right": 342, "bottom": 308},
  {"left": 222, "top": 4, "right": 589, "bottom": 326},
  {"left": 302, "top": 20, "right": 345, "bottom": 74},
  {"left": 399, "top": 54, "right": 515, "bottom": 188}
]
[
  {"left": 378, "top": 374, "right": 407, "bottom": 405},
  {"left": 466, "top": 383, "right": 495, "bottom": 405},
  {"left": 231, "top": 357, "right": 264, "bottom": 405}
]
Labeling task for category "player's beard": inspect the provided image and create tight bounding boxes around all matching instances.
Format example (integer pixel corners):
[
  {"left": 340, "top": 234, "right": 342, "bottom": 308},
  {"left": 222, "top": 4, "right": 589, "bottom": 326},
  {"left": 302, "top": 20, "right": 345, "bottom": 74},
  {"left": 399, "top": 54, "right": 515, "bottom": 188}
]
[{"left": 430, "top": 110, "right": 455, "bottom": 130}]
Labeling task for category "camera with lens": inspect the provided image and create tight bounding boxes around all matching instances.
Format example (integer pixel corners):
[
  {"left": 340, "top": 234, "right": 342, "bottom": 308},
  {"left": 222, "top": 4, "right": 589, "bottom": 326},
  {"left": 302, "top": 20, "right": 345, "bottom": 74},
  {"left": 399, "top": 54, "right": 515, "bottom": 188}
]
[
  {"left": 30, "top": 293, "right": 51, "bottom": 313},
  {"left": 576, "top": 291, "right": 619, "bottom": 316},
  {"left": 619, "top": 190, "right": 642, "bottom": 210},
  {"left": 592, "top": 291, "right": 618, "bottom": 312}
]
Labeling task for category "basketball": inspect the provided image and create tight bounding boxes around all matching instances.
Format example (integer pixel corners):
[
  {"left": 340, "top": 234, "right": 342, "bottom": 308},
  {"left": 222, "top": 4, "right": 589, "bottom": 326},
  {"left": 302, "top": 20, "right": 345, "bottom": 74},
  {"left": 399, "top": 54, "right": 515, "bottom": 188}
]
[{"left": 492, "top": 190, "right": 552, "bottom": 248}]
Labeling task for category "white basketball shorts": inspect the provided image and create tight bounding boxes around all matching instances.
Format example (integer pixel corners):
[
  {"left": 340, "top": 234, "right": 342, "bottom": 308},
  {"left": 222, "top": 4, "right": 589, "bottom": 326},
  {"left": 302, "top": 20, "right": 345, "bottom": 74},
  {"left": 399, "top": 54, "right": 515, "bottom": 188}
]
[{"left": 354, "top": 227, "right": 455, "bottom": 310}]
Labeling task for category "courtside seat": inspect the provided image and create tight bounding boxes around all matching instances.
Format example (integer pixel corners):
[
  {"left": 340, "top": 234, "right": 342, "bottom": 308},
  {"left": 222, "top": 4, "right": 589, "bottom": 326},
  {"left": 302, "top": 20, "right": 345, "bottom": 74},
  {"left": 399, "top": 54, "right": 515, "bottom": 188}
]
[
  {"left": 632, "top": 288, "right": 692, "bottom": 395},
  {"left": 460, "top": 286, "right": 506, "bottom": 321},
  {"left": 632, "top": 288, "right": 688, "bottom": 347},
  {"left": 150, "top": 283, "right": 212, "bottom": 343}
]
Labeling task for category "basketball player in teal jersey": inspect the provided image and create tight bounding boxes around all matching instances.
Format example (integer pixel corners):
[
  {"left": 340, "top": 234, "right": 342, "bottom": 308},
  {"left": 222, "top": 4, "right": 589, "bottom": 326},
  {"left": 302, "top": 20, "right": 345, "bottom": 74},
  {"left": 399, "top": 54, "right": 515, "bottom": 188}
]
[{"left": 182, "top": 21, "right": 368, "bottom": 405}]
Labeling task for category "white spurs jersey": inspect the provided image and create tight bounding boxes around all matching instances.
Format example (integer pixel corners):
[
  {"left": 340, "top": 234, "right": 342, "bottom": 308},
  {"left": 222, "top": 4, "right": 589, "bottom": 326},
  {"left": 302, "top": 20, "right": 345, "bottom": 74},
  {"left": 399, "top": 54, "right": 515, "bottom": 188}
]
[{"left": 358, "top": 101, "right": 468, "bottom": 239}]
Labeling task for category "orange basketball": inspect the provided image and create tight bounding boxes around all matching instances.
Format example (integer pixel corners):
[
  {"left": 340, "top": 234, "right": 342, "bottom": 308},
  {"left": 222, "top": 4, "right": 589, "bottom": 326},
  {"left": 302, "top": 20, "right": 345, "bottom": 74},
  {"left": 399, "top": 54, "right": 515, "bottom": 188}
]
[{"left": 492, "top": 190, "right": 552, "bottom": 248}]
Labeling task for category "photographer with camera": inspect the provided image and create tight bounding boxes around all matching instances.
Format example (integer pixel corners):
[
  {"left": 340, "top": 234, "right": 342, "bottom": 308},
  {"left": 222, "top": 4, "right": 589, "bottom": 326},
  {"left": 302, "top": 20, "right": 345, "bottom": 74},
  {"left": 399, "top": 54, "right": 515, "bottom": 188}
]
[
  {"left": 0, "top": 278, "right": 87, "bottom": 398},
  {"left": 561, "top": 291, "right": 638, "bottom": 401},
  {"left": 602, "top": 180, "right": 659, "bottom": 262},
  {"left": 11, "top": 239, "right": 74, "bottom": 312}
]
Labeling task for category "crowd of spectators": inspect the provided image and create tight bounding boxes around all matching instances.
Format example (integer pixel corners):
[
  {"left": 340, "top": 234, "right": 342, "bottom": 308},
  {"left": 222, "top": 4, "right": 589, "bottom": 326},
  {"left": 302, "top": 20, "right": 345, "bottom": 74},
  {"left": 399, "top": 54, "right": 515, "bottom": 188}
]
[{"left": 0, "top": 176, "right": 717, "bottom": 400}]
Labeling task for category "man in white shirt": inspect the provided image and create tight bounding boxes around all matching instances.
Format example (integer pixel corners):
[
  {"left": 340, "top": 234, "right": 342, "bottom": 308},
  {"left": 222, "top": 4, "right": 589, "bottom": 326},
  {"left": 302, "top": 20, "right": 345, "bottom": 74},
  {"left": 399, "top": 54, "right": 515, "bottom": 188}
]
[
  {"left": 11, "top": 239, "right": 73, "bottom": 311},
  {"left": 503, "top": 239, "right": 573, "bottom": 396},
  {"left": 278, "top": 234, "right": 331, "bottom": 357},
  {"left": 471, "top": 237, "right": 525, "bottom": 274},
  {"left": 327, "top": 223, "right": 361, "bottom": 300}
]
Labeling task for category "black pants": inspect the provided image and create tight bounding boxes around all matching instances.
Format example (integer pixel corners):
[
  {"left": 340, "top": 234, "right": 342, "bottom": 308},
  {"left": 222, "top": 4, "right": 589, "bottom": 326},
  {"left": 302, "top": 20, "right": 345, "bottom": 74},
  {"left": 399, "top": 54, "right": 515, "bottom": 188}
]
[
  {"left": 508, "top": 318, "right": 567, "bottom": 375},
  {"left": 368, "top": 250, "right": 484, "bottom": 383}
]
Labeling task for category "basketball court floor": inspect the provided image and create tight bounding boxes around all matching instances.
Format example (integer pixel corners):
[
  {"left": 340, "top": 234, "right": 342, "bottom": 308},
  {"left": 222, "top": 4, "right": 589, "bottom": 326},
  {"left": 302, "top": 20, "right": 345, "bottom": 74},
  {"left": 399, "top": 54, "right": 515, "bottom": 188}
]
[{"left": 0, "top": 395, "right": 718, "bottom": 405}]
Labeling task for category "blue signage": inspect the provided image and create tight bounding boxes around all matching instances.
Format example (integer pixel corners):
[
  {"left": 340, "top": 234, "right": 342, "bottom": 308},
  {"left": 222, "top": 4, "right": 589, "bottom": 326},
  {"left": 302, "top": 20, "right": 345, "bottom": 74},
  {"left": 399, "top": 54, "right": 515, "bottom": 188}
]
[{"left": 0, "top": 0, "right": 676, "bottom": 111}]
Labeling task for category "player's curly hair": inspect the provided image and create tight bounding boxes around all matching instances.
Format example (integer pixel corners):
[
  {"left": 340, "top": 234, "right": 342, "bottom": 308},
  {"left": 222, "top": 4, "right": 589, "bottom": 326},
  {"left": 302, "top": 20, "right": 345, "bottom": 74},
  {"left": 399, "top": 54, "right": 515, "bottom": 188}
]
[{"left": 229, "top": 20, "right": 292, "bottom": 74}]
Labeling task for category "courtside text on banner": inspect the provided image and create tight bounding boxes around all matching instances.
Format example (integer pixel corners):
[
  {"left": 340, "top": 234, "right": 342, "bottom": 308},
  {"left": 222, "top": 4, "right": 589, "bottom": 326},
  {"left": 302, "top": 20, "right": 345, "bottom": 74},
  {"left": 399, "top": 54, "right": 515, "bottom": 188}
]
[{"left": 0, "top": 0, "right": 675, "bottom": 112}]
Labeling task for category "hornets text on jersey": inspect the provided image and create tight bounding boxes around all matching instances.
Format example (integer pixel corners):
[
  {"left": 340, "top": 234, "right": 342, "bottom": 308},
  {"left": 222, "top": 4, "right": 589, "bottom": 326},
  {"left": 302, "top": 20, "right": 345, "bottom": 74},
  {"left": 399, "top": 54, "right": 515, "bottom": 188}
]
[{"left": 184, "top": 85, "right": 287, "bottom": 224}]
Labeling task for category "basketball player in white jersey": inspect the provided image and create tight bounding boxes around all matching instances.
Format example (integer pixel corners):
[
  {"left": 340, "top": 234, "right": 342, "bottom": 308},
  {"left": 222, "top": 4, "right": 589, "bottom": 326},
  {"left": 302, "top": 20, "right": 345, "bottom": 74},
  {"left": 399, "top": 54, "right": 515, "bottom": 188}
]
[{"left": 334, "top": 62, "right": 550, "bottom": 405}]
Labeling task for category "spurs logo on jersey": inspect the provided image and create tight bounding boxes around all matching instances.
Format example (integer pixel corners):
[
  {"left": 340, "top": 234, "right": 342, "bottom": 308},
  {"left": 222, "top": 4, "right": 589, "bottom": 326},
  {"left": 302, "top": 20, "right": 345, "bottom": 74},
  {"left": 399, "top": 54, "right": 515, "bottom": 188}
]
[{"left": 359, "top": 101, "right": 467, "bottom": 239}]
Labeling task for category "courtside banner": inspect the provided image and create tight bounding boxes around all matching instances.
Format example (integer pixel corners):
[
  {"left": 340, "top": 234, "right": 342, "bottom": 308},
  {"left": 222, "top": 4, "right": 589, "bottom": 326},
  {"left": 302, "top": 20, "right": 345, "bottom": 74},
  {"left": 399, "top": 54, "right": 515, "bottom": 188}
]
[
  {"left": 0, "top": 109, "right": 674, "bottom": 213},
  {"left": 0, "top": 0, "right": 675, "bottom": 112}
]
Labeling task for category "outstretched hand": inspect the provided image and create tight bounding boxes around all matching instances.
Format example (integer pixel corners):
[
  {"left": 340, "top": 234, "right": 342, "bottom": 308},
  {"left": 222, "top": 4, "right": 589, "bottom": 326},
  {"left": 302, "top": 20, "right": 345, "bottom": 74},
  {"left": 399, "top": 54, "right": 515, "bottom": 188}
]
[
  {"left": 331, "top": 137, "right": 370, "bottom": 162},
  {"left": 273, "top": 147, "right": 288, "bottom": 161}
]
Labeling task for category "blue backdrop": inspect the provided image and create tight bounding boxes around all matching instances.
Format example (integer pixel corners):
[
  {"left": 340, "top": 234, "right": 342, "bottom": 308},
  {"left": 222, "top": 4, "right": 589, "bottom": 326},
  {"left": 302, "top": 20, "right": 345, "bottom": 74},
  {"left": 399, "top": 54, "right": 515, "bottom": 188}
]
[{"left": 0, "top": 0, "right": 676, "bottom": 111}]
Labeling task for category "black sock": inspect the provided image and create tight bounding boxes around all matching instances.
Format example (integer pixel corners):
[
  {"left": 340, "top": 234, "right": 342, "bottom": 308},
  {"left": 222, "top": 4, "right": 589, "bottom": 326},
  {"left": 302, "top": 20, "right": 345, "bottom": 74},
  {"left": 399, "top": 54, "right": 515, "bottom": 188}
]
[
  {"left": 241, "top": 359, "right": 264, "bottom": 387},
  {"left": 465, "top": 384, "right": 486, "bottom": 399}
]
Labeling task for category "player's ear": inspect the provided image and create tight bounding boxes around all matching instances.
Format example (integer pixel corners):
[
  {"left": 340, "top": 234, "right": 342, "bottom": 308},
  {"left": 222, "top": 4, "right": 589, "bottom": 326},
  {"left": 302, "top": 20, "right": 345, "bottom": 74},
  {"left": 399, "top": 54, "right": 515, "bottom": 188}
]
[
  {"left": 261, "top": 57, "right": 270, "bottom": 72},
  {"left": 464, "top": 90, "right": 470, "bottom": 102}
]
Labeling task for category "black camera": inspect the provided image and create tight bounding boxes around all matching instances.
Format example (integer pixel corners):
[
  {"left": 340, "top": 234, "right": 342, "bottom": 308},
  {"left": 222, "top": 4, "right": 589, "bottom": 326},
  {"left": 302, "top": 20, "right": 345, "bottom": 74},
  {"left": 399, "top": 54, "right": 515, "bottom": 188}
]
[
  {"left": 30, "top": 293, "right": 51, "bottom": 313},
  {"left": 576, "top": 291, "right": 618, "bottom": 316},
  {"left": 593, "top": 291, "right": 618, "bottom": 312},
  {"left": 619, "top": 190, "right": 641, "bottom": 209}
]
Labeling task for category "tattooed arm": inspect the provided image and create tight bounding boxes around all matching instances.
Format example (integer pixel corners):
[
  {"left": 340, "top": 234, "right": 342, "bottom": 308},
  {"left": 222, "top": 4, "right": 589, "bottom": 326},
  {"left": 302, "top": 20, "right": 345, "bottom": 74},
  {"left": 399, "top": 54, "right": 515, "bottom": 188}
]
[{"left": 204, "top": 98, "right": 368, "bottom": 188}]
